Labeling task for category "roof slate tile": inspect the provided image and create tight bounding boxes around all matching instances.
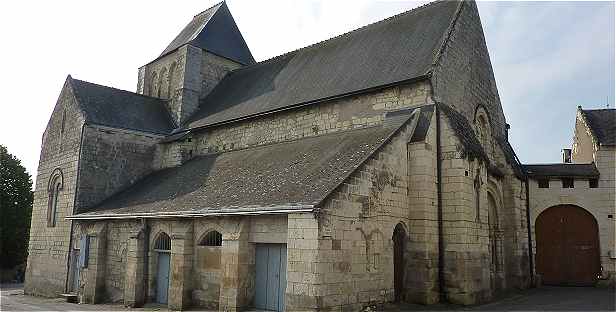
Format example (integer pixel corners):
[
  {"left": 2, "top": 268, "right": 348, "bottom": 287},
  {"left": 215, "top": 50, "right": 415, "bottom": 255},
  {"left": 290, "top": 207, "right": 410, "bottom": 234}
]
[
  {"left": 73, "top": 115, "right": 412, "bottom": 218},
  {"left": 70, "top": 77, "right": 175, "bottom": 134},
  {"left": 185, "top": 1, "right": 460, "bottom": 129}
]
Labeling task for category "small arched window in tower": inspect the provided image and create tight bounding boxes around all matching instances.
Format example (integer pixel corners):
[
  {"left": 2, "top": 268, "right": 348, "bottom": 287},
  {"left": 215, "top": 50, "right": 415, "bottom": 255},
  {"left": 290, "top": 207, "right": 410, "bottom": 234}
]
[
  {"left": 154, "top": 232, "right": 171, "bottom": 252},
  {"left": 47, "top": 169, "right": 63, "bottom": 227},
  {"left": 199, "top": 231, "right": 222, "bottom": 247}
]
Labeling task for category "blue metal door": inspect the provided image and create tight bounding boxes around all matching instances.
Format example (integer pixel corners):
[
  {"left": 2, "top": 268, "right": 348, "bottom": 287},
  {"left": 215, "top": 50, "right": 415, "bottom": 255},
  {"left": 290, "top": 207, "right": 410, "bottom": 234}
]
[
  {"left": 156, "top": 252, "right": 171, "bottom": 304},
  {"left": 255, "top": 244, "right": 287, "bottom": 311}
]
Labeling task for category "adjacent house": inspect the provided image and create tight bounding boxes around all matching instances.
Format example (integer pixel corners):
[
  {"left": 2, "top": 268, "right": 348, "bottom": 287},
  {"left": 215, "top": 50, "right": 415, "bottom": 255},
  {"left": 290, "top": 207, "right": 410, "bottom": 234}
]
[{"left": 525, "top": 107, "right": 615, "bottom": 287}]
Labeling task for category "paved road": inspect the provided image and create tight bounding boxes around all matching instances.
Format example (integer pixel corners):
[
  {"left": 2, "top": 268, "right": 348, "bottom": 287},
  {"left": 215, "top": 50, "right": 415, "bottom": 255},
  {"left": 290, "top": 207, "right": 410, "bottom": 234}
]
[
  {"left": 2, "top": 284, "right": 614, "bottom": 311},
  {"left": 0, "top": 284, "right": 165, "bottom": 311},
  {"left": 393, "top": 286, "right": 615, "bottom": 311},
  {"left": 470, "top": 286, "right": 615, "bottom": 311}
]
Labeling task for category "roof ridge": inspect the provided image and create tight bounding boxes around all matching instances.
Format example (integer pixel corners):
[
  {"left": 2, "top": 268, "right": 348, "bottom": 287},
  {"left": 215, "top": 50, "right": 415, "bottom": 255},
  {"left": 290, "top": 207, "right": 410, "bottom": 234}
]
[
  {"left": 194, "top": 1, "right": 224, "bottom": 18},
  {"left": 228, "top": 0, "right": 453, "bottom": 74},
  {"left": 71, "top": 77, "right": 168, "bottom": 101}
]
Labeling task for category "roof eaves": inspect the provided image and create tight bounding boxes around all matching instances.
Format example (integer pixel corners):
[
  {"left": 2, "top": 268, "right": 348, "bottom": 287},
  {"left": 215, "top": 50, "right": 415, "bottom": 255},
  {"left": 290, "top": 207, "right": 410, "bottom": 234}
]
[
  {"left": 523, "top": 163, "right": 600, "bottom": 178},
  {"left": 66, "top": 204, "right": 314, "bottom": 220},
  {"left": 85, "top": 122, "right": 171, "bottom": 136}
]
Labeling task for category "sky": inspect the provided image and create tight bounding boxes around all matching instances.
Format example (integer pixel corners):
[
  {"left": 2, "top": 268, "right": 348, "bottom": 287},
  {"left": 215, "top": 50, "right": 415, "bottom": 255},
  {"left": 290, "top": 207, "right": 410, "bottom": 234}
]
[{"left": 0, "top": 0, "right": 614, "bottom": 183}]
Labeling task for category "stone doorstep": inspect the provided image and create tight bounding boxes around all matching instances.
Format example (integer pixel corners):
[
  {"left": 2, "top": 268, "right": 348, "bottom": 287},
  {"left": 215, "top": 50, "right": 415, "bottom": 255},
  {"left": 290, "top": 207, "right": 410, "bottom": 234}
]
[{"left": 60, "top": 293, "right": 78, "bottom": 303}]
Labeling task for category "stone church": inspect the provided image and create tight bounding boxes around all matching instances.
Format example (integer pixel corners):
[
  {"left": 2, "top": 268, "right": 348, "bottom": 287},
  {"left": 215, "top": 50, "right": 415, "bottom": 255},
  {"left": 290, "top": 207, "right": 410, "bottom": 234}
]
[{"left": 25, "top": 0, "right": 577, "bottom": 310}]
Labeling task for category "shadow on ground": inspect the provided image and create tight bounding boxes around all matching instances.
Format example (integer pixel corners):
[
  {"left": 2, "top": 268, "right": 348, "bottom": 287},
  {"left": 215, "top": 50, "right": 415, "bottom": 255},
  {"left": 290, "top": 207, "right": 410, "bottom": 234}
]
[{"left": 384, "top": 286, "right": 615, "bottom": 311}]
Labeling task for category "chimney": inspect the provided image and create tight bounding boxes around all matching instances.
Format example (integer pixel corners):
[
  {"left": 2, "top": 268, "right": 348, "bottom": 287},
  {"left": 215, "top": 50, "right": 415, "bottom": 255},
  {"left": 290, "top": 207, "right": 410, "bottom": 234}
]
[{"left": 562, "top": 148, "right": 572, "bottom": 163}]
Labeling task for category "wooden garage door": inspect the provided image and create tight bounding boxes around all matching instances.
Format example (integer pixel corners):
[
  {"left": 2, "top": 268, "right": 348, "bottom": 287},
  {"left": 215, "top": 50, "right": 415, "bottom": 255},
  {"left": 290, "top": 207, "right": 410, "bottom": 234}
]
[{"left": 535, "top": 205, "right": 600, "bottom": 286}]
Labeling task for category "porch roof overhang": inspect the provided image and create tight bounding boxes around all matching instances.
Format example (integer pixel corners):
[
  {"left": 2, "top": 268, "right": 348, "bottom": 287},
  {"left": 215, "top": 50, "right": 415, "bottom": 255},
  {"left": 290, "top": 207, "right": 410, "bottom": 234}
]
[{"left": 66, "top": 205, "right": 314, "bottom": 220}]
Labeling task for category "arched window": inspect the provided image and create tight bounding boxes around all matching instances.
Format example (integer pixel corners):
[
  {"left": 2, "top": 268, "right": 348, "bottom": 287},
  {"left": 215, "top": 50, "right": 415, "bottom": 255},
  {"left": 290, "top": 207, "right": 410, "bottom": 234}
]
[
  {"left": 149, "top": 72, "right": 159, "bottom": 97},
  {"left": 474, "top": 106, "right": 492, "bottom": 157},
  {"left": 47, "top": 169, "right": 63, "bottom": 227},
  {"left": 159, "top": 67, "right": 168, "bottom": 99},
  {"left": 168, "top": 62, "right": 177, "bottom": 99},
  {"left": 476, "top": 114, "right": 489, "bottom": 147},
  {"left": 199, "top": 231, "right": 222, "bottom": 247},
  {"left": 154, "top": 232, "right": 171, "bottom": 252},
  {"left": 487, "top": 193, "right": 500, "bottom": 268}
]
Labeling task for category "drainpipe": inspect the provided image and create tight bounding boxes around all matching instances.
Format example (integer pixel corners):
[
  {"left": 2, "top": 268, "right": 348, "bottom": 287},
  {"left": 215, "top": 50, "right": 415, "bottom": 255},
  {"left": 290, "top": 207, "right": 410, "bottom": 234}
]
[
  {"left": 435, "top": 104, "right": 446, "bottom": 302},
  {"left": 524, "top": 179, "right": 534, "bottom": 287}
]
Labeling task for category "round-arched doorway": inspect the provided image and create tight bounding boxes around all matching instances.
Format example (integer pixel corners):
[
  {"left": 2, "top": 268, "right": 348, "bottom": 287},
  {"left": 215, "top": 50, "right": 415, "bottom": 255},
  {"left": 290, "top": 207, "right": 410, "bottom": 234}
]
[
  {"left": 392, "top": 223, "right": 407, "bottom": 302},
  {"left": 535, "top": 205, "right": 600, "bottom": 285}
]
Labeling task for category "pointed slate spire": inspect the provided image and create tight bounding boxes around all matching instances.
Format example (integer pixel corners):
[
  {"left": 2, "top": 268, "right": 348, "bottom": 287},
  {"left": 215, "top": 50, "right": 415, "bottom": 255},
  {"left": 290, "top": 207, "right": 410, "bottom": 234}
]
[{"left": 160, "top": 1, "right": 255, "bottom": 65}]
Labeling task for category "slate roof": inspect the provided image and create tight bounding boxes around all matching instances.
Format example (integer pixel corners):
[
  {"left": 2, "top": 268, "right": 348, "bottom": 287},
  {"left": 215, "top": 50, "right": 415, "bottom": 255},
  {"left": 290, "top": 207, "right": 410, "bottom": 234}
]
[
  {"left": 581, "top": 109, "right": 616, "bottom": 146},
  {"left": 523, "top": 163, "right": 600, "bottom": 178},
  {"left": 70, "top": 77, "right": 175, "bottom": 134},
  {"left": 70, "top": 114, "right": 412, "bottom": 218},
  {"left": 439, "top": 104, "right": 489, "bottom": 162},
  {"left": 408, "top": 105, "right": 435, "bottom": 143},
  {"left": 185, "top": 0, "right": 460, "bottom": 129},
  {"left": 159, "top": 2, "right": 254, "bottom": 65},
  {"left": 439, "top": 103, "right": 525, "bottom": 179}
]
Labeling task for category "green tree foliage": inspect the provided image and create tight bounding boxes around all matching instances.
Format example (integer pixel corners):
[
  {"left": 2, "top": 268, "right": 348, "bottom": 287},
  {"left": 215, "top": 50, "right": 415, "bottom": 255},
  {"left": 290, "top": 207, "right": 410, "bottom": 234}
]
[{"left": 0, "top": 145, "right": 33, "bottom": 269}]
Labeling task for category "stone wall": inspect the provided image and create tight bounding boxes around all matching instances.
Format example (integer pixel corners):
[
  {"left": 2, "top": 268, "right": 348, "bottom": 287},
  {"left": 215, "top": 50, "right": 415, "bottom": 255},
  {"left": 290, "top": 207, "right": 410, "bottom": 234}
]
[
  {"left": 406, "top": 110, "right": 440, "bottom": 304},
  {"left": 431, "top": 0, "right": 507, "bottom": 139},
  {"left": 200, "top": 51, "right": 243, "bottom": 99},
  {"left": 103, "top": 221, "right": 138, "bottom": 302},
  {"left": 75, "top": 125, "right": 162, "bottom": 212},
  {"left": 572, "top": 110, "right": 598, "bottom": 163},
  {"left": 432, "top": 108, "right": 528, "bottom": 304},
  {"left": 158, "top": 80, "right": 433, "bottom": 169},
  {"left": 439, "top": 113, "right": 492, "bottom": 304},
  {"left": 284, "top": 113, "right": 431, "bottom": 311},
  {"left": 595, "top": 147, "right": 616, "bottom": 277},
  {"left": 286, "top": 213, "right": 320, "bottom": 310},
  {"left": 138, "top": 47, "right": 242, "bottom": 125},
  {"left": 72, "top": 215, "right": 289, "bottom": 310},
  {"left": 25, "top": 79, "right": 84, "bottom": 297}
]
